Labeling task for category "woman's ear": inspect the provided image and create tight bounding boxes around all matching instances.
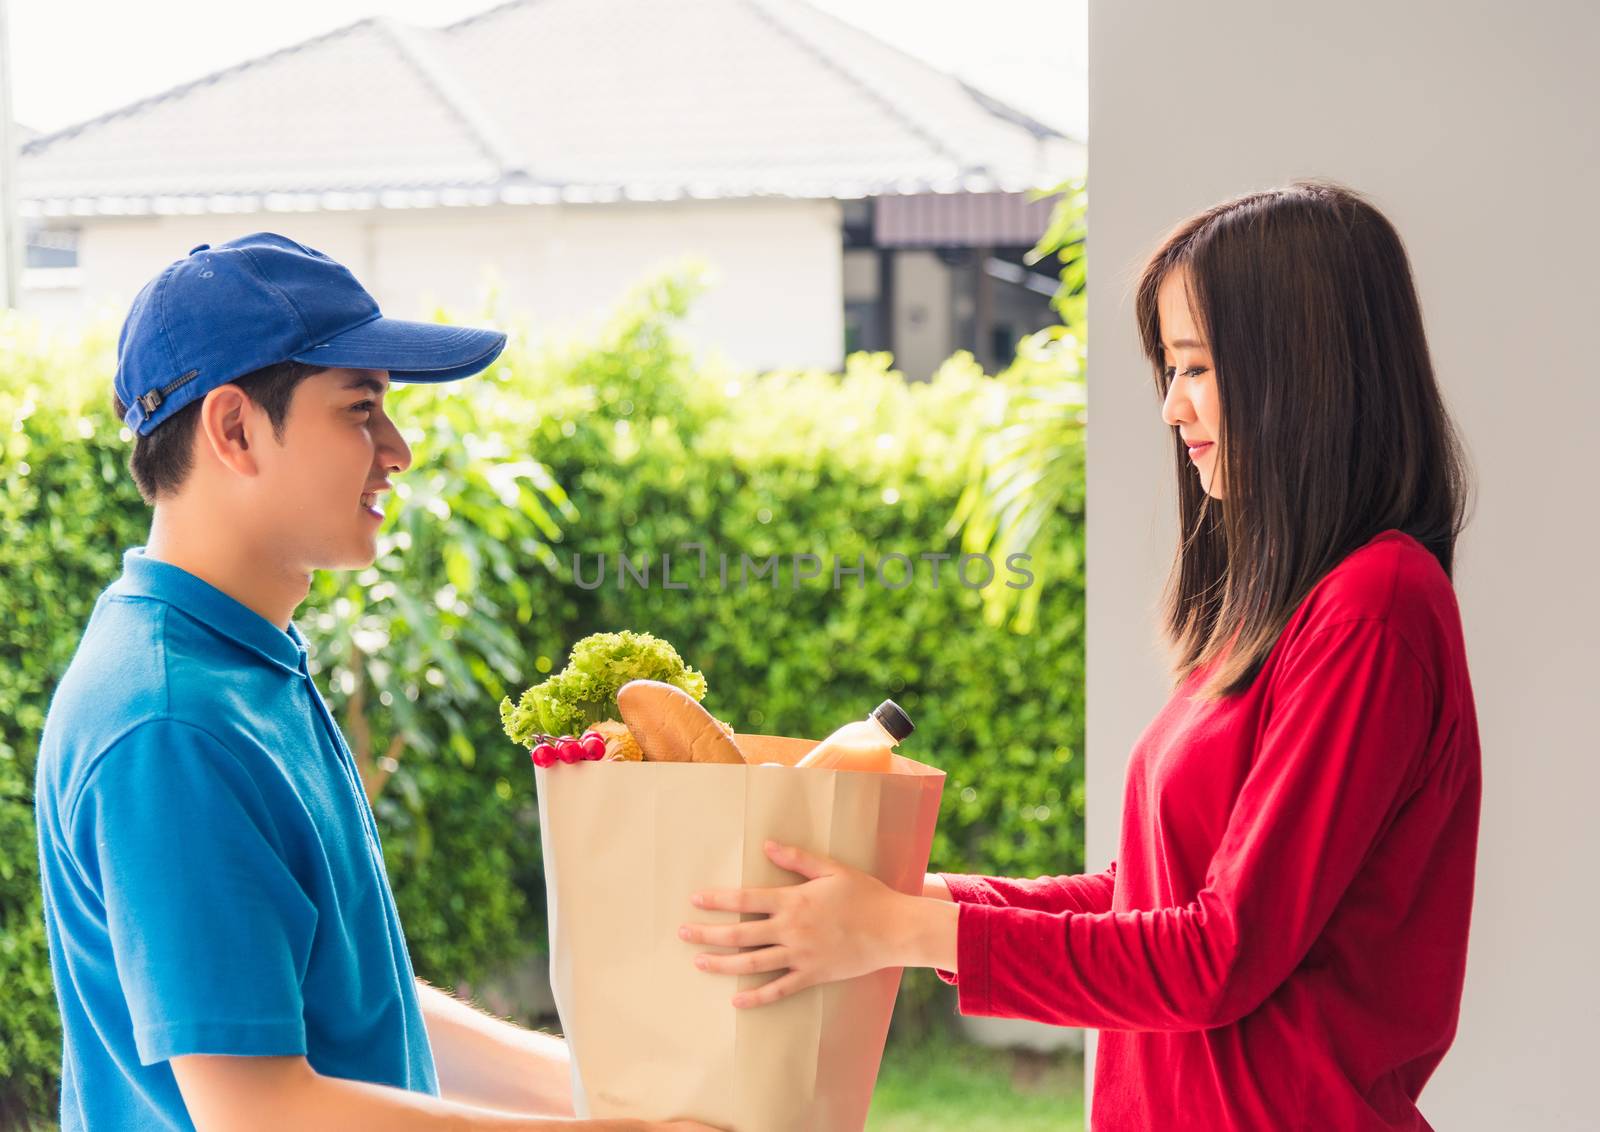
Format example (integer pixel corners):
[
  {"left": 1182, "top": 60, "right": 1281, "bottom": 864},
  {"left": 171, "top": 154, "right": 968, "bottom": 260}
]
[{"left": 195, "top": 384, "right": 261, "bottom": 478}]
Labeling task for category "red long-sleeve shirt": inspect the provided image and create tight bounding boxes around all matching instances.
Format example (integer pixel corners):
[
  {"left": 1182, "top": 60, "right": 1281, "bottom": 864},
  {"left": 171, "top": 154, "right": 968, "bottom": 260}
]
[{"left": 936, "top": 528, "right": 1481, "bottom": 1130}]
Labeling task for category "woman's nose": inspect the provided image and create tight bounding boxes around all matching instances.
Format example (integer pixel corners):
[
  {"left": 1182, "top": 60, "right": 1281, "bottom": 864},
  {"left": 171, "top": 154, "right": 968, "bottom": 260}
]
[{"left": 1161, "top": 379, "right": 1191, "bottom": 427}]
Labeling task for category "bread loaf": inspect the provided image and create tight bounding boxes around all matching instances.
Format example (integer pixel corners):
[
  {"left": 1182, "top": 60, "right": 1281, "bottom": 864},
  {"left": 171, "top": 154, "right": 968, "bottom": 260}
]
[{"left": 615, "top": 680, "right": 747, "bottom": 765}]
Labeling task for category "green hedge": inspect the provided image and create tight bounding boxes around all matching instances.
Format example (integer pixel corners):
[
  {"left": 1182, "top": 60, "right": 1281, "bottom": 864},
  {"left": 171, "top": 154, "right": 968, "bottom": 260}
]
[{"left": 0, "top": 275, "right": 1084, "bottom": 1122}]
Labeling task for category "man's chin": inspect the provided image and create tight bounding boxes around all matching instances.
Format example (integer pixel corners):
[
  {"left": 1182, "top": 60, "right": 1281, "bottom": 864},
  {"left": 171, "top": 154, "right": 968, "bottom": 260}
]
[
  {"left": 314, "top": 540, "right": 381, "bottom": 574},
  {"left": 344, "top": 543, "right": 382, "bottom": 571}
]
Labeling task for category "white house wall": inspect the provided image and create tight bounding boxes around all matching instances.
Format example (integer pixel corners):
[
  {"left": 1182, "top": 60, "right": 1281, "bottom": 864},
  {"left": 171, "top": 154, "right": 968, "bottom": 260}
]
[
  {"left": 890, "top": 249, "right": 954, "bottom": 383},
  {"left": 25, "top": 198, "right": 845, "bottom": 374}
]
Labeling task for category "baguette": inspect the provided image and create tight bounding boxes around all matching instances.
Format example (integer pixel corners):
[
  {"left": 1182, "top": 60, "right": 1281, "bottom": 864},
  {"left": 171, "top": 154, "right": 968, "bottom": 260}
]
[{"left": 616, "top": 680, "right": 747, "bottom": 764}]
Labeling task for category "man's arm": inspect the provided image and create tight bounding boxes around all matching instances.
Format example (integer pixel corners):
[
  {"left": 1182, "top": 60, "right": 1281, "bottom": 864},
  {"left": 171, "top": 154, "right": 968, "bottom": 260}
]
[
  {"left": 171, "top": 1054, "right": 635, "bottom": 1130},
  {"left": 415, "top": 978, "right": 574, "bottom": 1117}
]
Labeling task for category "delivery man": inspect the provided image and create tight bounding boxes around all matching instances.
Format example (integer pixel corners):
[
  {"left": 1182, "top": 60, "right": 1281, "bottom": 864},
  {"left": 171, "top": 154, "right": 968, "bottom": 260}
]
[{"left": 34, "top": 232, "right": 716, "bottom": 1132}]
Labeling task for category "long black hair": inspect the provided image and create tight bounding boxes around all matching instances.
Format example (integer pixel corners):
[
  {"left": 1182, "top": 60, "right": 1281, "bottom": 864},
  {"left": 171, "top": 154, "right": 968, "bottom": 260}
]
[{"left": 1133, "top": 178, "right": 1475, "bottom": 701}]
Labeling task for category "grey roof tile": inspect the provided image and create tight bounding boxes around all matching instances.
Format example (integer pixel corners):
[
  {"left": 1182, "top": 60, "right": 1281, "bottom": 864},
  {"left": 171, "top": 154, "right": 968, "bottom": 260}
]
[{"left": 20, "top": 0, "right": 1082, "bottom": 211}]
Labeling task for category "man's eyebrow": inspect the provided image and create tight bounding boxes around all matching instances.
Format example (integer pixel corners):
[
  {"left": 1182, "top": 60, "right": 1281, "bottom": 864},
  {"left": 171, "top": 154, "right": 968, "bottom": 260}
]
[{"left": 341, "top": 373, "right": 390, "bottom": 395}]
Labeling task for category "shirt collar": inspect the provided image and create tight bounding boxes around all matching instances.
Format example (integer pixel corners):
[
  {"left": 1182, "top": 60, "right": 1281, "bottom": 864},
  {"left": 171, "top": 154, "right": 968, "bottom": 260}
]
[{"left": 110, "top": 546, "right": 309, "bottom": 676}]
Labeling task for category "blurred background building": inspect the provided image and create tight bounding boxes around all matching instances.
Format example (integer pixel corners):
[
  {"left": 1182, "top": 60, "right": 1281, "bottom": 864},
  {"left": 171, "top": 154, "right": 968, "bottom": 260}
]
[{"left": 14, "top": 0, "right": 1083, "bottom": 378}]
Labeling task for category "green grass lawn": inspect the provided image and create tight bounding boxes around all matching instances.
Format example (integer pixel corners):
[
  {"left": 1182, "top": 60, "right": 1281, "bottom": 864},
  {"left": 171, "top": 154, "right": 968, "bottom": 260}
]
[{"left": 867, "top": 1033, "right": 1086, "bottom": 1131}]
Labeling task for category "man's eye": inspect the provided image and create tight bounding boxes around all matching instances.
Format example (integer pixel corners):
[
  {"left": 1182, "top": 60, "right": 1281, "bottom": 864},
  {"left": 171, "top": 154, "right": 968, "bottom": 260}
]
[{"left": 351, "top": 401, "right": 375, "bottom": 414}]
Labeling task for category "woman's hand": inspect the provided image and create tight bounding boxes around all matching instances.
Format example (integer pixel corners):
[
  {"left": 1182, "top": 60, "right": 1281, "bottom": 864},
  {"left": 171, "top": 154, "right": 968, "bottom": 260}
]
[{"left": 678, "top": 840, "right": 955, "bottom": 1009}]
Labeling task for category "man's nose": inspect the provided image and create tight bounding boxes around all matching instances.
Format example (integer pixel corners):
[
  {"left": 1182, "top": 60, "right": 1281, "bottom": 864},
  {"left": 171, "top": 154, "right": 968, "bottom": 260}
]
[{"left": 380, "top": 421, "right": 413, "bottom": 473}]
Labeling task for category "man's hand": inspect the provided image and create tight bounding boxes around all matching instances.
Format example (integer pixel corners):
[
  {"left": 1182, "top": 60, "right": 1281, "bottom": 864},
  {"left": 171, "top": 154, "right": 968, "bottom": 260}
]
[
  {"left": 678, "top": 840, "right": 958, "bottom": 1008},
  {"left": 171, "top": 1053, "right": 726, "bottom": 1130}
]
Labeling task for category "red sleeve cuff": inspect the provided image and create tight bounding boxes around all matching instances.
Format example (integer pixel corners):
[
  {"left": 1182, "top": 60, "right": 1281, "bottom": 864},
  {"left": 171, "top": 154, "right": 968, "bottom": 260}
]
[
  {"left": 933, "top": 874, "right": 979, "bottom": 986},
  {"left": 938, "top": 900, "right": 993, "bottom": 1014},
  {"left": 933, "top": 874, "right": 969, "bottom": 985},
  {"left": 940, "top": 873, "right": 996, "bottom": 906},
  {"left": 942, "top": 872, "right": 1038, "bottom": 910}
]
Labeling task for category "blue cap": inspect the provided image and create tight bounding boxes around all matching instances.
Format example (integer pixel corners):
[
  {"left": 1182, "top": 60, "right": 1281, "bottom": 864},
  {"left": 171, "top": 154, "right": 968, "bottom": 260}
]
[{"left": 114, "top": 232, "right": 508, "bottom": 435}]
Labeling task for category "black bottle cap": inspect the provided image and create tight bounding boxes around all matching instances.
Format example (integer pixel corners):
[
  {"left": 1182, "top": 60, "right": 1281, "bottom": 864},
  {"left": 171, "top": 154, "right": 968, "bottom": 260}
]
[{"left": 871, "top": 699, "right": 914, "bottom": 741}]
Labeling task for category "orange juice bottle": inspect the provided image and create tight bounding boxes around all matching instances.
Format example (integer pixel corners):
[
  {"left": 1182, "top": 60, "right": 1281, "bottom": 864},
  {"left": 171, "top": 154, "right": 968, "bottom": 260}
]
[{"left": 795, "top": 700, "right": 914, "bottom": 772}]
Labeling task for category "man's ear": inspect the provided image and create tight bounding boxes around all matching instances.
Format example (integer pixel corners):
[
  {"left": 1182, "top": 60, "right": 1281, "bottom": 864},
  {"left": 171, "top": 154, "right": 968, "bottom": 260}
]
[{"left": 195, "top": 384, "right": 262, "bottom": 477}]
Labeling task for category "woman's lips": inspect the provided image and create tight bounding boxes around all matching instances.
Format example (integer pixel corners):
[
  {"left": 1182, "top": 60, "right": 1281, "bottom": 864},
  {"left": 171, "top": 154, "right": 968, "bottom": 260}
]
[{"left": 1187, "top": 442, "right": 1213, "bottom": 458}]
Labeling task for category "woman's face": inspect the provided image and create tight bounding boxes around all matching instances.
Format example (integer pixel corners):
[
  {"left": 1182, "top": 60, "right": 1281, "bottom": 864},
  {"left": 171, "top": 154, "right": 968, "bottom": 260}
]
[{"left": 1157, "top": 269, "right": 1225, "bottom": 499}]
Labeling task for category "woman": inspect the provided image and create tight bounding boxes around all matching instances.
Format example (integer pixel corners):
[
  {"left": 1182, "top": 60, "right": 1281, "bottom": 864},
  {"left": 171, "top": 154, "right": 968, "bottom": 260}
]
[{"left": 679, "top": 179, "right": 1481, "bottom": 1130}]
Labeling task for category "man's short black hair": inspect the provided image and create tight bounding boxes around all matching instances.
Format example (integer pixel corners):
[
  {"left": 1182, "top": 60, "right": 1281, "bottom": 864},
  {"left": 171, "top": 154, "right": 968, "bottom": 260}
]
[{"left": 111, "top": 361, "right": 326, "bottom": 504}]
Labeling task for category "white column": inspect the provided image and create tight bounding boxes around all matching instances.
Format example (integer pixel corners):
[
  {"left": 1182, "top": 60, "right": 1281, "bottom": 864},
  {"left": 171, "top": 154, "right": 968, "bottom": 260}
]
[{"left": 1087, "top": 1, "right": 1600, "bottom": 1127}]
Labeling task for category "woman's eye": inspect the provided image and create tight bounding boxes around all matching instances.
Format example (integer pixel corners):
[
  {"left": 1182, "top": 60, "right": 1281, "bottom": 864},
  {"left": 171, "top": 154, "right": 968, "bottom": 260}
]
[{"left": 1163, "top": 366, "right": 1207, "bottom": 380}]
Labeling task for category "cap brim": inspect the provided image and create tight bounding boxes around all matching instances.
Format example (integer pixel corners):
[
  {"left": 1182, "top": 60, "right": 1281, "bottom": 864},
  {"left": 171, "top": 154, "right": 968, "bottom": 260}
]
[{"left": 291, "top": 316, "right": 507, "bottom": 383}]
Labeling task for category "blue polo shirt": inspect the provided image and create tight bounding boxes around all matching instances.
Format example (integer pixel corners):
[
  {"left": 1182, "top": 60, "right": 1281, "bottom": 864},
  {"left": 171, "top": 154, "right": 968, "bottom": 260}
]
[{"left": 34, "top": 547, "right": 438, "bottom": 1131}]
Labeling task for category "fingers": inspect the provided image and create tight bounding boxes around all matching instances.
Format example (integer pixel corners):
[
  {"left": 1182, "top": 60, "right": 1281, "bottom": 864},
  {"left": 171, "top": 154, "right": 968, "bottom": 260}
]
[
  {"left": 678, "top": 917, "right": 780, "bottom": 948},
  {"left": 690, "top": 886, "right": 782, "bottom": 914},
  {"left": 692, "top": 944, "right": 792, "bottom": 977},
  {"left": 763, "top": 839, "right": 834, "bottom": 880},
  {"left": 731, "top": 968, "right": 812, "bottom": 1009},
  {"left": 688, "top": 843, "right": 839, "bottom": 910}
]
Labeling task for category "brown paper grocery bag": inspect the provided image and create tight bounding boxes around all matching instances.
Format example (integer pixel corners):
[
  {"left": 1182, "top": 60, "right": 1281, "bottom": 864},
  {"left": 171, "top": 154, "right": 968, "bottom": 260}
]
[{"left": 534, "top": 734, "right": 945, "bottom": 1132}]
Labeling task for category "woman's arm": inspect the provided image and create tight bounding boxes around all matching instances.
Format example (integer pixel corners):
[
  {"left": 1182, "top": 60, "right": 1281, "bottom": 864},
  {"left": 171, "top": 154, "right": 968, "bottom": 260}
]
[
  {"left": 685, "top": 619, "right": 1441, "bottom": 1030},
  {"left": 918, "top": 867, "right": 1115, "bottom": 987},
  {"left": 679, "top": 859, "right": 1116, "bottom": 1005},
  {"left": 945, "top": 619, "right": 1440, "bottom": 1031},
  {"left": 926, "top": 864, "right": 1118, "bottom": 915}
]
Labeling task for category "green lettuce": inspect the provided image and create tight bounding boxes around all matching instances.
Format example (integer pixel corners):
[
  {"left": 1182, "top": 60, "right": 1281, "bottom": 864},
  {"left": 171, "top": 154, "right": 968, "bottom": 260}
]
[{"left": 499, "top": 630, "right": 709, "bottom": 746}]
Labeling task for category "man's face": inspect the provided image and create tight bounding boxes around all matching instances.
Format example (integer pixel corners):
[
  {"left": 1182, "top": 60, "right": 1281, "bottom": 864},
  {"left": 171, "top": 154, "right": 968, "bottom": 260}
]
[{"left": 244, "top": 367, "right": 411, "bottom": 571}]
